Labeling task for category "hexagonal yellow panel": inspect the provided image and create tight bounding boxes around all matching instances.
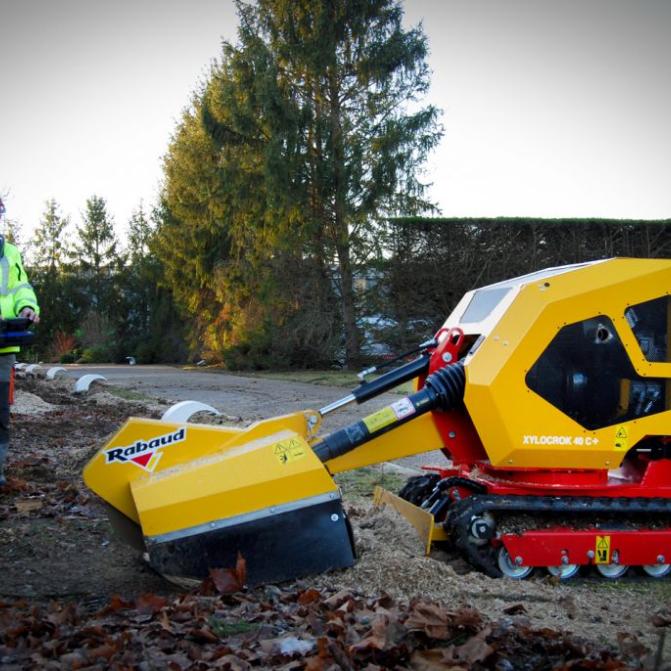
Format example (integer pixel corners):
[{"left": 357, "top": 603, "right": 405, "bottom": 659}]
[{"left": 448, "top": 258, "right": 671, "bottom": 469}]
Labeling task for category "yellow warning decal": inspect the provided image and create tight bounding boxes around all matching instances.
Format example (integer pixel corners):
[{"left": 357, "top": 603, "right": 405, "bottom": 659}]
[
  {"left": 362, "top": 407, "right": 397, "bottom": 434},
  {"left": 273, "top": 438, "right": 307, "bottom": 465},
  {"left": 614, "top": 425, "right": 628, "bottom": 450},
  {"left": 595, "top": 535, "right": 611, "bottom": 564}
]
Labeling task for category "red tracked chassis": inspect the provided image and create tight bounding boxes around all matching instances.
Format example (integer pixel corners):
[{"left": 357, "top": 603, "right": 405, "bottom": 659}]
[
  {"left": 414, "top": 459, "right": 671, "bottom": 576},
  {"left": 420, "top": 459, "right": 671, "bottom": 498},
  {"left": 500, "top": 528, "right": 671, "bottom": 569}
]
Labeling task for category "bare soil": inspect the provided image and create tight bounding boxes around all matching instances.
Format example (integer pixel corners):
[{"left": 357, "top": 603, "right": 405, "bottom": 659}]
[{"left": 1, "top": 375, "right": 670, "bottom": 665}]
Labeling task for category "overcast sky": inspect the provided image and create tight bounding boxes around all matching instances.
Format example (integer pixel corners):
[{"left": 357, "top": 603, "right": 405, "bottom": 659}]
[{"left": 1, "top": 0, "right": 669, "bottom": 241}]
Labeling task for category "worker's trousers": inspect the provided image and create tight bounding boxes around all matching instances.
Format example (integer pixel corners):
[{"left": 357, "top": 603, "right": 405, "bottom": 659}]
[{"left": 0, "top": 354, "right": 15, "bottom": 485}]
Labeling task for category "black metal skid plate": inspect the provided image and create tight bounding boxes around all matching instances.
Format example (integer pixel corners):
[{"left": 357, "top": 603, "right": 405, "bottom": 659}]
[{"left": 147, "top": 498, "right": 356, "bottom": 586}]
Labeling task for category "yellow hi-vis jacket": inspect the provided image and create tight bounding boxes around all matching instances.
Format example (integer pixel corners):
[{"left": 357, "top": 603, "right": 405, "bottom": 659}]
[{"left": 0, "top": 241, "right": 39, "bottom": 354}]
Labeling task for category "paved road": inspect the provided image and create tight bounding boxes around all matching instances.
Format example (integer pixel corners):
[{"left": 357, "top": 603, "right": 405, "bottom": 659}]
[{"left": 57, "top": 364, "right": 445, "bottom": 470}]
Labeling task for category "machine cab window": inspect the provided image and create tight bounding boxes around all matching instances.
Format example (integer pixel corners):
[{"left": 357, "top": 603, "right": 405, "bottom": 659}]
[
  {"left": 526, "top": 316, "right": 667, "bottom": 430},
  {"left": 625, "top": 296, "right": 670, "bottom": 363}
]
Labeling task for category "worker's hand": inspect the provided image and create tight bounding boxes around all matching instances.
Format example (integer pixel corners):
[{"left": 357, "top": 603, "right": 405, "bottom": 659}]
[{"left": 19, "top": 307, "right": 40, "bottom": 324}]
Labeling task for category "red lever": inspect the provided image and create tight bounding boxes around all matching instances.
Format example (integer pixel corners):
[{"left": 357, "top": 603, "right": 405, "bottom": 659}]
[{"left": 429, "top": 327, "right": 464, "bottom": 373}]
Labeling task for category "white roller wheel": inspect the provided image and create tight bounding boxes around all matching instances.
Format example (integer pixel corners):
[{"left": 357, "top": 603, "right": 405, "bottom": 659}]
[
  {"left": 498, "top": 547, "right": 533, "bottom": 579},
  {"left": 547, "top": 564, "right": 580, "bottom": 580},
  {"left": 595, "top": 563, "right": 628, "bottom": 579},
  {"left": 643, "top": 563, "right": 671, "bottom": 578},
  {"left": 161, "top": 400, "right": 221, "bottom": 423},
  {"left": 25, "top": 364, "right": 42, "bottom": 376},
  {"left": 46, "top": 367, "right": 67, "bottom": 380}
]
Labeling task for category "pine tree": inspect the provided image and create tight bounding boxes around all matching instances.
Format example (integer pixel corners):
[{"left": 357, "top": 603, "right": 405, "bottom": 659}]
[
  {"left": 29, "top": 200, "right": 87, "bottom": 360},
  {"left": 159, "top": 0, "right": 442, "bottom": 367},
  {"left": 121, "top": 203, "right": 159, "bottom": 340},
  {"left": 230, "top": 0, "right": 442, "bottom": 364},
  {"left": 127, "top": 203, "right": 152, "bottom": 264},
  {"left": 72, "top": 195, "right": 119, "bottom": 308},
  {"left": 157, "top": 92, "right": 236, "bottom": 359},
  {"left": 32, "top": 199, "right": 70, "bottom": 271}
]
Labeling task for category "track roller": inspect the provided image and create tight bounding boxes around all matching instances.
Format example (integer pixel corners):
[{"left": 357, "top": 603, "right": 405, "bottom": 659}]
[
  {"left": 497, "top": 547, "right": 533, "bottom": 579},
  {"left": 595, "top": 562, "right": 628, "bottom": 579},
  {"left": 643, "top": 562, "right": 671, "bottom": 578},
  {"left": 547, "top": 564, "right": 580, "bottom": 580}
]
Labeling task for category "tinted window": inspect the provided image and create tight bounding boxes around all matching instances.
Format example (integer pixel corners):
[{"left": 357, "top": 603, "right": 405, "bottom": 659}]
[
  {"left": 460, "top": 287, "right": 510, "bottom": 323},
  {"left": 625, "top": 296, "right": 670, "bottom": 363},
  {"left": 526, "top": 316, "right": 667, "bottom": 430}
]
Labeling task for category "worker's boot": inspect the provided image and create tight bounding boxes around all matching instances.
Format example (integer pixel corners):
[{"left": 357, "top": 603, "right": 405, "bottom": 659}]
[{"left": 0, "top": 442, "right": 7, "bottom": 487}]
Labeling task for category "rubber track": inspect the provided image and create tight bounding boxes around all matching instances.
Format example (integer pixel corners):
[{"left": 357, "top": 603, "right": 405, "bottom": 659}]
[
  {"left": 445, "top": 494, "right": 671, "bottom": 577},
  {"left": 434, "top": 476, "right": 488, "bottom": 495}
]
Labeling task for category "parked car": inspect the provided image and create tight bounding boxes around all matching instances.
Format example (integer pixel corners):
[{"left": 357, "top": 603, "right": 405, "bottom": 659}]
[
  {"left": 358, "top": 315, "right": 397, "bottom": 359},
  {"left": 335, "top": 315, "right": 439, "bottom": 365}
]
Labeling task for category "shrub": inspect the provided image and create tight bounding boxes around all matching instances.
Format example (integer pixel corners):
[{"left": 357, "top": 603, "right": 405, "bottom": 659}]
[
  {"left": 78, "top": 345, "right": 112, "bottom": 363},
  {"left": 48, "top": 331, "right": 77, "bottom": 363}
]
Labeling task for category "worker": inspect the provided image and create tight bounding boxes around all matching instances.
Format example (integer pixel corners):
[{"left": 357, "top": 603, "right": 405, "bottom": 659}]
[{"left": 0, "top": 198, "right": 40, "bottom": 488}]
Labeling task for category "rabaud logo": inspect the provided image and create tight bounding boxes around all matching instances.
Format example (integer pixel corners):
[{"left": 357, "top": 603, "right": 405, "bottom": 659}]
[{"left": 104, "top": 428, "right": 186, "bottom": 472}]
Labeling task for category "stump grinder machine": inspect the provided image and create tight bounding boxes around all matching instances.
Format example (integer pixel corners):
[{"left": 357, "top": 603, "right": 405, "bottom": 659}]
[{"left": 84, "top": 258, "right": 671, "bottom": 583}]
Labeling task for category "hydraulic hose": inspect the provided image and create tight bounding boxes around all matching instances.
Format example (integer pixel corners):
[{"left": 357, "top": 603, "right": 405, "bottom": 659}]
[
  {"left": 351, "top": 354, "right": 430, "bottom": 404},
  {"left": 319, "top": 354, "right": 430, "bottom": 416},
  {"left": 313, "top": 361, "right": 465, "bottom": 463}
]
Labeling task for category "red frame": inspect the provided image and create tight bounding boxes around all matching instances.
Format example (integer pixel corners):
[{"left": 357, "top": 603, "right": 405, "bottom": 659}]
[
  {"left": 421, "top": 459, "right": 671, "bottom": 498},
  {"left": 501, "top": 528, "right": 671, "bottom": 567},
  {"left": 414, "top": 330, "right": 671, "bottom": 569}
]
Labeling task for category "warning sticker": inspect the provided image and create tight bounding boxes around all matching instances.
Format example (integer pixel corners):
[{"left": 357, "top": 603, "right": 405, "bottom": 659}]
[
  {"left": 363, "top": 407, "right": 397, "bottom": 434},
  {"left": 273, "top": 438, "right": 307, "bottom": 465},
  {"left": 595, "top": 535, "right": 611, "bottom": 564},
  {"left": 614, "top": 425, "right": 629, "bottom": 450},
  {"left": 391, "top": 398, "right": 416, "bottom": 421}
]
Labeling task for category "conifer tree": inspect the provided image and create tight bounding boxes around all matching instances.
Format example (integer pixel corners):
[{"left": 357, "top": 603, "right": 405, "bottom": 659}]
[
  {"left": 157, "top": 94, "right": 237, "bottom": 358},
  {"left": 228, "top": 0, "right": 442, "bottom": 363},
  {"left": 127, "top": 203, "right": 152, "bottom": 263},
  {"left": 122, "top": 203, "right": 158, "bottom": 338},
  {"left": 29, "top": 200, "right": 86, "bottom": 358},
  {"left": 72, "top": 195, "right": 119, "bottom": 308},
  {"left": 32, "top": 199, "right": 69, "bottom": 271},
  {"left": 160, "top": 0, "right": 441, "bottom": 366}
]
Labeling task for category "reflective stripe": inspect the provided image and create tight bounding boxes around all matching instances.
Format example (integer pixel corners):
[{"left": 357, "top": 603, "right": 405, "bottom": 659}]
[
  {"left": 0, "top": 283, "right": 32, "bottom": 297},
  {"left": 0, "top": 247, "right": 39, "bottom": 321},
  {"left": 0, "top": 257, "right": 8, "bottom": 296}
]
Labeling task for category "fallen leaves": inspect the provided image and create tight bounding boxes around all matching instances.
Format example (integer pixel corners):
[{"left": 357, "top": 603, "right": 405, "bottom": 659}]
[
  {"left": 0, "top": 377, "right": 652, "bottom": 670},
  {"left": 1, "top": 470, "right": 93, "bottom": 522},
  {"left": 0, "top": 586, "right": 641, "bottom": 670},
  {"left": 208, "top": 554, "right": 248, "bottom": 594},
  {"left": 14, "top": 499, "right": 43, "bottom": 514},
  {"left": 651, "top": 607, "right": 671, "bottom": 627},
  {"left": 405, "top": 602, "right": 482, "bottom": 641},
  {"left": 135, "top": 592, "right": 168, "bottom": 616}
]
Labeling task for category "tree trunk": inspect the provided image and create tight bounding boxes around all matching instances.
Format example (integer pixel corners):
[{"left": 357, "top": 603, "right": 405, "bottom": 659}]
[{"left": 329, "top": 66, "right": 358, "bottom": 366}]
